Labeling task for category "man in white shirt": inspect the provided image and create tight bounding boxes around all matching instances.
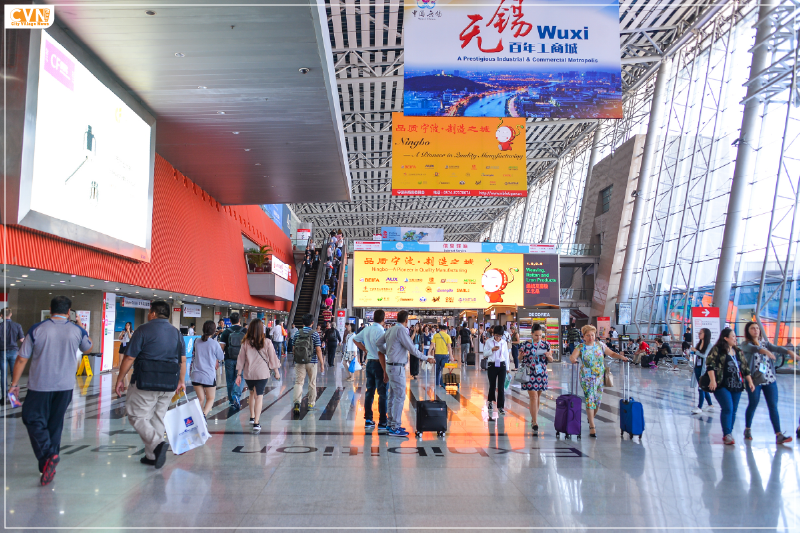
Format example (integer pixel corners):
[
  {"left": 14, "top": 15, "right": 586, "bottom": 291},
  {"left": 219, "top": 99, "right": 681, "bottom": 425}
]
[
  {"left": 481, "top": 325, "right": 511, "bottom": 414},
  {"left": 187, "top": 324, "right": 195, "bottom": 336},
  {"left": 271, "top": 321, "right": 285, "bottom": 358}
]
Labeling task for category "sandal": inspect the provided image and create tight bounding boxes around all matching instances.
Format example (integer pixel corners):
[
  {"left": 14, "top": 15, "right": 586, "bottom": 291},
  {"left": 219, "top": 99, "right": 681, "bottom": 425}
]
[
  {"left": 589, "top": 426, "right": 597, "bottom": 438},
  {"left": 532, "top": 423, "right": 539, "bottom": 435}
]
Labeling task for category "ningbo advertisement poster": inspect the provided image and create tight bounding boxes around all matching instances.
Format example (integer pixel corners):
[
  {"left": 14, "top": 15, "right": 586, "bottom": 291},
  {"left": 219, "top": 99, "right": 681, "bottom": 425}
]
[{"left": 403, "top": 0, "right": 622, "bottom": 119}]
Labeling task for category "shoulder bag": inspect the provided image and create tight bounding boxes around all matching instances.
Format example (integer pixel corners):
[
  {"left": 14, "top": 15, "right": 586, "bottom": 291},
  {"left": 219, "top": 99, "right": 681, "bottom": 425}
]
[{"left": 750, "top": 352, "right": 768, "bottom": 386}]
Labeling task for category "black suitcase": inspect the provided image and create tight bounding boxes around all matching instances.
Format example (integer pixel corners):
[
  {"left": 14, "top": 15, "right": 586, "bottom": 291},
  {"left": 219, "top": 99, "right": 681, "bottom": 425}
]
[
  {"left": 466, "top": 352, "right": 476, "bottom": 366},
  {"left": 415, "top": 367, "right": 448, "bottom": 437}
]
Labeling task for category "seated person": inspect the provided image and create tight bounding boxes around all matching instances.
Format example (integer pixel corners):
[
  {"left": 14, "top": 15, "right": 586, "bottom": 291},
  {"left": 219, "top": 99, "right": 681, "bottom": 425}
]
[
  {"left": 651, "top": 339, "right": 672, "bottom": 366},
  {"left": 633, "top": 338, "right": 650, "bottom": 365},
  {"left": 670, "top": 341, "right": 691, "bottom": 370}
]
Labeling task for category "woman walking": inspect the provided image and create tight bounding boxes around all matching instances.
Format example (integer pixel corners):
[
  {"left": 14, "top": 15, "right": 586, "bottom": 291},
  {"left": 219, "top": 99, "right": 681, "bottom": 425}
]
[
  {"left": 342, "top": 323, "right": 356, "bottom": 382},
  {"left": 235, "top": 319, "right": 281, "bottom": 433},
  {"left": 118, "top": 322, "right": 134, "bottom": 356},
  {"left": 482, "top": 325, "right": 512, "bottom": 414},
  {"left": 740, "top": 321, "right": 795, "bottom": 445},
  {"left": 691, "top": 328, "right": 715, "bottom": 415},
  {"left": 569, "top": 325, "right": 629, "bottom": 437},
  {"left": 706, "top": 327, "right": 754, "bottom": 445},
  {"left": 519, "top": 324, "right": 553, "bottom": 434},
  {"left": 510, "top": 326, "right": 521, "bottom": 371},
  {"left": 190, "top": 321, "right": 225, "bottom": 417},
  {"left": 409, "top": 323, "right": 423, "bottom": 380}
]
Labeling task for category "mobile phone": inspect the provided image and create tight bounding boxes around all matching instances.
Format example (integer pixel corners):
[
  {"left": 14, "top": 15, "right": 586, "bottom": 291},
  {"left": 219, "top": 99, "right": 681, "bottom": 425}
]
[{"left": 7, "top": 392, "right": 21, "bottom": 409}]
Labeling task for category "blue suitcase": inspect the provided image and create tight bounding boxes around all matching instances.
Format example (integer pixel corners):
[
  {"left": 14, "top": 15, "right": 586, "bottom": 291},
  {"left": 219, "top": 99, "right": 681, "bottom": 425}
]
[{"left": 619, "top": 361, "right": 644, "bottom": 440}]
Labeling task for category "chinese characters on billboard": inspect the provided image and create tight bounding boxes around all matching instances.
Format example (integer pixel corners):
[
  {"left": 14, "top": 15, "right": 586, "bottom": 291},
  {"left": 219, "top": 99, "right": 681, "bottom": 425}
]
[
  {"left": 403, "top": 0, "right": 622, "bottom": 119},
  {"left": 392, "top": 113, "right": 526, "bottom": 197},
  {"left": 352, "top": 251, "right": 558, "bottom": 309}
]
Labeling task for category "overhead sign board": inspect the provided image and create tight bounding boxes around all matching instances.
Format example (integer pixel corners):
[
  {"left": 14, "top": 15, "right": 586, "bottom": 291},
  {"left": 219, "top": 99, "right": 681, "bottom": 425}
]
[
  {"left": 183, "top": 304, "right": 201, "bottom": 318},
  {"left": 353, "top": 251, "right": 558, "bottom": 309},
  {"left": 403, "top": 0, "right": 623, "bottom": 119},
  {"left": 391, "top": 113, "right": 526, "bottom": 197},
  {"left": 271, "top": 255, "right": 290, "bottom": 280},
  {"left": 381, "top": 227, "right": 444, "bottom": 242},
  {"left": 121, "top": 297, "right": 150, "bottom": 309},
  {"left": 353, "top": 241, "right": 558, "bottom": 254}
]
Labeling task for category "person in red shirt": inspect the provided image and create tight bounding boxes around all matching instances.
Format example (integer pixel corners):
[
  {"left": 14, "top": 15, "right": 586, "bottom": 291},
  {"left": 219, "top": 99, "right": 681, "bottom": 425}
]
[{"left": 633, "top": 338, "right": 650, "bottom": 365}]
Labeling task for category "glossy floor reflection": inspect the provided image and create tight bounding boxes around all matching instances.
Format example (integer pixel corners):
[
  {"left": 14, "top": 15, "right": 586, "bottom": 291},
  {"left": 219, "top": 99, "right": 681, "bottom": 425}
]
[{"left": 4, "top": 358, "right": 799, "bottom": 531}]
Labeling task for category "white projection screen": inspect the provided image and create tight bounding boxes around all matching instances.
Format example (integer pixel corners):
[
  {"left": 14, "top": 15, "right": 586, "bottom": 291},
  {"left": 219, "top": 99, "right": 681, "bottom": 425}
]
[{"left": 18, "top": 27, "right": 156, "bottom": 261}]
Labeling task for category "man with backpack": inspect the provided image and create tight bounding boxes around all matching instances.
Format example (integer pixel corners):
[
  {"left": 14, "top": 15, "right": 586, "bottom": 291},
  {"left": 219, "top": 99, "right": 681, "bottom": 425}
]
[
  {"left": 219, "top": 312, "right": 245, "bottom": 409},
  {"left": 291, "top": 313, "right": 323, "bottom": 413}
]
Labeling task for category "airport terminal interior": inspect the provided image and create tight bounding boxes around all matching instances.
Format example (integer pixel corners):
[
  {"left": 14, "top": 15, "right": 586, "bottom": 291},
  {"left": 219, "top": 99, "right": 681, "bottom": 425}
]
[{"left": 2, "top": 0, "right": 799, "bottom": 531}]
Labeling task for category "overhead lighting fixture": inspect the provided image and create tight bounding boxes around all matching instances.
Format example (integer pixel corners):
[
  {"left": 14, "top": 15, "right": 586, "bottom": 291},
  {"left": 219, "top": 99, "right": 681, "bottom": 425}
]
[
  {"left": 255, "top": 163, "right": 261, "bottom": 166},
  {"left": 59, "top": 281, "right": 65, "bottom": 283},
  {"left": 299, "top": 68, "right": 310, "bottom": 74},
  {"left": 71, "top": 275, "right": 76, "bottom": 277},
  {"left": 21, "top": 275, "right": 27, "bottom": 278},
  {"left": 115, "top": 288, "right": 120, "bottom": 291},
  {"left": 175, "top": 52, "right": 185, "bottom": 58},
  {"left": 9, "top": 284, "right": 15, "bottom": 287},
  {"left": 198, "top": 86, "right": 207, "bottom": 89},
  {"left": 217, "top": 111, "right": 226, "bottom": 115},
  {"left": 244, "top": 149, "right": 251, "bottom": 152},
  {"left": 232, "top": 131, "right": 239, "bottom": 135},
  {"left": 90, "top": 285, "right": 94, "bottom": 287},
  {"left": 145, "top": 10, "right": 156, "bottom": 15},
  {"left": 30, "top": 268, "right": 36, "bottom": 271}
]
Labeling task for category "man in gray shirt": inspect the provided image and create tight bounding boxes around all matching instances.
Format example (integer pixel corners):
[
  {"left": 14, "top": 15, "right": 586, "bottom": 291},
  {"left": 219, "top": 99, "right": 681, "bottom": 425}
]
[
  {"left": 9, "top": 296, "right": 92, "bottom": 486},
  {"left": 377, "top": 310, "right": 434, "bottom": 438},
  {"left": 115, "top": 301, "right": 185, "bottom": 469},
  {"left": 2, "top": 308, "right": 25, "bottom": 398}
]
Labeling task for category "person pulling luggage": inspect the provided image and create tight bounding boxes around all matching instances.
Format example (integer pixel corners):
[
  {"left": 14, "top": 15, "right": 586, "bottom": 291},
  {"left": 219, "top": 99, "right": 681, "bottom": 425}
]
[{"left": 376, "top": 311, "right": 434, "bottom": 437}]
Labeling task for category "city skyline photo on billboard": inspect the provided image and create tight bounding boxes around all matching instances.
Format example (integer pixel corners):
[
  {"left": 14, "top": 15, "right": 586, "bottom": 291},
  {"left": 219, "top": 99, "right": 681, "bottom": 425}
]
[{"left": 403, "top": 0, "right": 622, "bottom": 119}]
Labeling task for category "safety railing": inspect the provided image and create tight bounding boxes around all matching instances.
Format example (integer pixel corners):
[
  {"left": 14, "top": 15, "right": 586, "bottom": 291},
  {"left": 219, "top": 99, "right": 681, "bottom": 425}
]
[{"left": 560, "top": 288, "right": 593, "bottom": 301}]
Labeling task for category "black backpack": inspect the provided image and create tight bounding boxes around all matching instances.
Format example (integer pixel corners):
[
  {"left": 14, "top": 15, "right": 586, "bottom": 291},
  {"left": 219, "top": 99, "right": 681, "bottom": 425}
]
[
  {"left": 226, "top": 328, "right": 245, "bottom": 359},
  {"left": 326, "top": 328, "right": 340, "bottom": 345},
  {"left": 294, "top": 330, "right": 314, "bottom": 365}
]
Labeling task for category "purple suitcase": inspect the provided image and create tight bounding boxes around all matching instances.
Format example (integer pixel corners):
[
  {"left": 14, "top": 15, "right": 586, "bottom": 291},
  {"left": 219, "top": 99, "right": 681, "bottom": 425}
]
[{"left": 555, "top": 363, "right": 582, "bottom": 439}]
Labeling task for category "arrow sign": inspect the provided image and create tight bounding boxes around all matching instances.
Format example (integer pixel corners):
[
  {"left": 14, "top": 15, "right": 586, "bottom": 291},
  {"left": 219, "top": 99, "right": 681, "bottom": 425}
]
[
  {"left": 703, "top": 309, "right": 710, "bottom": 317},
  {"left": 691, "top": 307, "right": 721, "bottom": 348}
]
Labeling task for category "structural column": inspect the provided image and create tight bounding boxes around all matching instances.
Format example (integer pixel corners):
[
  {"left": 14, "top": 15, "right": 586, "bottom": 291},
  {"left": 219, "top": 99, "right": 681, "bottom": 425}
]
[
  {"left": 617, "top": 56, "right": 673, "bottom": 303},
  {"left": 517, "top": 182, "right": 535, "bottom": 242},
  {"left": 576, "top": 121, "right": 605, "bottom": 232},
  {"left": 711, "top": 0, "right": 776, "bottom": 327},
  {"left": 540, "top": 159, "right": 562, "bottom": 243}
]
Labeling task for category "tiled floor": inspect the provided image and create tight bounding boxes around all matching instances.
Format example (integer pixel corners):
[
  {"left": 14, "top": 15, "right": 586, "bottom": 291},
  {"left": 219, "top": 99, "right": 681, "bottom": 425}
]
[{"left": 4, "top": 357, "right": 799, "bottom": 532}]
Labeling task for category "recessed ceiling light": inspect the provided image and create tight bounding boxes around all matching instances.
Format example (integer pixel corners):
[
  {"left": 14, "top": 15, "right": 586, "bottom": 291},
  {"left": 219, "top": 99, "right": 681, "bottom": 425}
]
[
  {"left": 232, "top": 131, "right": 239, "bottom": 135},
  {"left": 135, "top": 291, "right": 140, "bottom": 293},
  {"left": 10, "top": 284, "right": 15, "bottom": 287},
  {"left": 217, "top": 111, "right": 226, "bottom": 115},
  {"left": 71, "top": 275, "right": 76, "bottom": 277},
  {"left": 115, "top": 288, "right": 120, "bottom": 291},
  {"left": 145, "top": 10, "right": 156, "bottom": 15},
  {"left": 90, "top": 285, "right": 94, "bottom": 287},
  {"left": 30, "top": 268, "right": 36, "bottom": 271},
  {"left": 175, "top": 52, "right": 185, "bottom": 58},
  {"left": 59, "top": 281, "right": 65, "bottom": 283},
  {"left": 198, "top": 86, "right": 207, "bottom": 89},
  {"left": 21, "top": 275, "right": 27, "bottom": 278},
  {"left": 255, "top": 163, "right": 261, "bottom": 166},
  {"left": 244, "top": 149, "right": 251, "bottom": 151}
]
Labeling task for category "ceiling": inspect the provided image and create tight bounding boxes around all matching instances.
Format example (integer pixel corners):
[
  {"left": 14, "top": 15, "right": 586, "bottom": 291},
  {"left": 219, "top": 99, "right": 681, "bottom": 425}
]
[
  {"left": 47, "top": 0, "right": 351, "bottom": 205},
  {"left": 292, "top": 0, "right": 722, "bottom": 241}
]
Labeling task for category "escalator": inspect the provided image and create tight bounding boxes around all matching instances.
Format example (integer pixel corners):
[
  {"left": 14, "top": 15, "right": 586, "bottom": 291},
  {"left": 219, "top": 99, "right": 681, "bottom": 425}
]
[{"left": 288, "top": 248, "right": 325, "bottom": 328}]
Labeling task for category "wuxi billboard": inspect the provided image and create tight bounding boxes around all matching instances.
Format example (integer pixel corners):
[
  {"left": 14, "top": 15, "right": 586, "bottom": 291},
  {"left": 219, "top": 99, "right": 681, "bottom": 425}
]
[{"left": 404, "top": 0, "right": 622, "bottom": 119}]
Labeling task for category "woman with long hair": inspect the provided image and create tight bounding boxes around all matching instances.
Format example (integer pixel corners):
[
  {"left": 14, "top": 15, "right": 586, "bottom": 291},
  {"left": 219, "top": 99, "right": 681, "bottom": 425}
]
[
  {"left": 519, "top": 323, "right": 553, "bottom": 434},
  {"left": 569, "top": 324, "right": 629, "bottom": 437},
  {"left": 740, "top": 321, "right": 796, "bottom": 444},
  {"left": 706, "top": 327, "right": 754, "bottom": 445},
  {"left": 235, "top": 319, "right": 280, "bottom": 433},
  {"left": 190, "top": 321, "right": 225, "bottom": 417},
  {"left": 342, "top": 323, "right": 356, "bottom": 382},
  {"left": 410, "top": 323, "right": 423, "bottom": 380},
  {"left": 118, "top": 322, "right": 134, "bottom": 355},
  {"left": 691, "top": 328, "right": 714, "bottom": 415}
]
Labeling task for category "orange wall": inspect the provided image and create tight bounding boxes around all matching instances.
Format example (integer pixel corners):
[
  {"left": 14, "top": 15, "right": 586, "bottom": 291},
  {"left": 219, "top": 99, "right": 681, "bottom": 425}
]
[{"left": 2, "top": 154, "right": 293, "bottom": 312}]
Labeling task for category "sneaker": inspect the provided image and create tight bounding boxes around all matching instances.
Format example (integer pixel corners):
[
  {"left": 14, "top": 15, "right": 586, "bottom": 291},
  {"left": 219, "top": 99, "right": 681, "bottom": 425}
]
[
  {"left": 139, "top": 457, "right": 156, "bottom": 466},
  {"left": 723, "top": 434, "right": 735, "bottom": 445},
  {"left": 232, "top": 397, "right": 241, "bottom": 410},
  {"left": 691, "top": 407, "right": 703, "bottom": 415},
  {"left": 252, "top": 423, "right": 261, "bottom": 433},
  {"left": 487, "top": 401, "right": 494, "bottom": 410},
  {"left": 377, "top": 423, "right": 389, "bottom": 434},
  {"left": 40, "top": 455, "right": 57, "bottom": 486},
  {"left": 307, "top": 403, "right": 316, "bottom": 411},
  {"left": 705, "top": 405, "right": 715, "bottom": 412},
  {"left": 744, "top": 428, "right": 753, "bottom": 440},
  {"left": 532, "top": 423, "right": 539, "bottom": 435},
  {"left": 498, "top": 408, "right": 506, "bottom": 415},
  {"left": 249, "top": 417, "right": 255, "bottom": 425},
  {"left": 388, "top": 427, "right": 409, "bottom": 438},
  {"left": 777, "top": 433, "right": 793, "bottom": 445},
  {"left": 293, "top": 402, "right": 301, "bottom": 413},
  {"left": 365, "top": 419, "right": 376, "bottom": 429}
]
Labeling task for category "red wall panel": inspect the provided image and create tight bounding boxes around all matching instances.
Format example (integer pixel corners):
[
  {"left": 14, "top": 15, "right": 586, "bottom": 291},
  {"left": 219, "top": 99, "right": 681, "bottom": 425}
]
[{"left": 2, "top": 154, "right": 293, "bottom": 311}]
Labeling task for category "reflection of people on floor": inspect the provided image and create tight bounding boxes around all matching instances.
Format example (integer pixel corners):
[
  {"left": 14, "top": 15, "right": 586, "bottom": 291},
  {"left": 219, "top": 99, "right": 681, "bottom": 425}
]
[{"left": 746, "top": 446, "right": 786, "bottom": 530}]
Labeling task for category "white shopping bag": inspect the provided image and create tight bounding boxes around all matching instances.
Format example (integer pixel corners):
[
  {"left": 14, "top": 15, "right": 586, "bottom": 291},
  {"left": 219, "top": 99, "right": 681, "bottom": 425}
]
[{"left": 164, "top": 393, "right": 211, "bottom": 455}]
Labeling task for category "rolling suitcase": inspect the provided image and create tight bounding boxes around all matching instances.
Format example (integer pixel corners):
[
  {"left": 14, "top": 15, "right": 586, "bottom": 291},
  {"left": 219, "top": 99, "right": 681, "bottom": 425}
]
[
  {"left": 415, "top": 365, "right": 448, "bottom": 438},
  {"left": 619, "top": 361, "right": 645, "bottom": 440},
  {"left": 555, "top": 362, "right": 582, "bottom": 440},
  {"left": 466, "top": 352, "right": 476, "bottom": 366}
]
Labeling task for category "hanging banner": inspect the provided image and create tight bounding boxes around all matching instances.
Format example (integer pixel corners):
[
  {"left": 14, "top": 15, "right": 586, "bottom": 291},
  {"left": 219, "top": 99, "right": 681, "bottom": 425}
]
[
  {"left": 403, "top": 0, "right": 622, "bottom": 119},
  {"left": 336, "top": 309, "right": 347, "bottom": 339},
  {"left": 75, "top": 310, "right": 91, "bottom": 334},
  {"left": 391, "top": 113, "right": 526, "bottom": 197},
  {"left": 101, "top": 293, "right": 116, "bottom": 372},
  {"left": 381, "top": 227, "right": 445, "bottom": 242}
]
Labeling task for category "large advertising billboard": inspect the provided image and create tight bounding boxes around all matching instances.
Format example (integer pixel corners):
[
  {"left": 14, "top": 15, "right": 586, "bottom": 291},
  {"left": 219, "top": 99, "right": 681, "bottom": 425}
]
[
  {"left": 392, "top": 113, "right": 526, "bottom": 197},
  {"left": 381, "top": 227, "right": 445, "bottom": 242},
  {"left": 19, "top": 29, "right": 155, "bottom": 261},
  {"left": 403, "top": 0, "right": 622, "bottom": 119},
  {"left": 353, "top": 251, "right": 558, "bottom": 309}
]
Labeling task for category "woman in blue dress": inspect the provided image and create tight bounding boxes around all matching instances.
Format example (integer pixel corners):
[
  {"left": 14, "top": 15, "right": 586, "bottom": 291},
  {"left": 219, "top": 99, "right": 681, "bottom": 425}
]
[{"left": 519, "top": 324, "right": 553, "bottom": 435}]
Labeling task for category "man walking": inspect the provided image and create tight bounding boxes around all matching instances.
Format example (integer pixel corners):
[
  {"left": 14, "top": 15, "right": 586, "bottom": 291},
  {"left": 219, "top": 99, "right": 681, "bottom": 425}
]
[
  {"left": 458, "top": 322, "right": 472, "bottom": 364},
  {"left": 115, "top": 301, "right": 185, "bottom": 469},
  {"left": 291, "top": 314, "right": 323, "bottom": 413},
  {"left": 353, "top": 310, "right": 388, "bottom": 433},
  {"left": 377, "top": 311, "right": 434, "bottom": 437},
  {"left": 219, "top": 312, "right": 245, "bottom": 408},
  {"left": 271, "top": 320, "right": 285, "bottom": 359},
  {"left": 9, "top": 296, "right": 92, "bottom": 485},
  {"left": 1, "top": 308, "right": 25, "bottom": 398}
]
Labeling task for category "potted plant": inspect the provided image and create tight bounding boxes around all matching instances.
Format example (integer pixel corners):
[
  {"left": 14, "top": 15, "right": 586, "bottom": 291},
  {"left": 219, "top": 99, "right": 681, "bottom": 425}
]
[{"left": 245, "top": 245, "right": 273, "bottom": 272}]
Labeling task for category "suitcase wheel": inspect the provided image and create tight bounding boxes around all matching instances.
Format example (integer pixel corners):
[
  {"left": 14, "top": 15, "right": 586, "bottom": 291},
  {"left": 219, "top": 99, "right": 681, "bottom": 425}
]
[
  {"left": 628, "top": 432, "right": 633, "bottom": 439},
  {"left": 577, "top": 434, "right": 581, "bottom": 440},
  {"left": 565, "top": 435, "right": 571, "bottom": 440},
  {"left": 415, "top": 431, "right": 421, "bottom": 438},
  {"left": 437, "top": 431, "right": 445, "bottom": 437},
  {"left": 555, "top": 432, "right": 560, "bottom": 439},
  {"left": 620, "top": 430, "right": 625, "bottom": 438}
]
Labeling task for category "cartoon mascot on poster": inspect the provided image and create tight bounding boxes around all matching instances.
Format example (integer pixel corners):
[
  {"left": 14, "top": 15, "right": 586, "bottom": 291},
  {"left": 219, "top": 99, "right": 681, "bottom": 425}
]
[{"left": 481, "top": 259, "right": 519, "bottom": 303}]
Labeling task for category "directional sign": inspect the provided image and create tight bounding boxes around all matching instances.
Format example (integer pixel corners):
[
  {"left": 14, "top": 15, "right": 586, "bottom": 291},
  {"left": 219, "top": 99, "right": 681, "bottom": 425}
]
[{"left": 691, "top": 307, "right": 720, "bottom": 349}]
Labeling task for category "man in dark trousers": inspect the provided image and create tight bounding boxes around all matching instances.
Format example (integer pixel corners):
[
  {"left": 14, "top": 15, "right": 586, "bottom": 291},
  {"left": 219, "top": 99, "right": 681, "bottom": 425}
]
[
  {"left": 9, "top": 296, "right": 92, "bottom": 485},
  {"left": 1, "top": 307, "right": 25, "bottom": 399},
  {"left": 219, "top": 312, "right": 245, "bottom": 408}
]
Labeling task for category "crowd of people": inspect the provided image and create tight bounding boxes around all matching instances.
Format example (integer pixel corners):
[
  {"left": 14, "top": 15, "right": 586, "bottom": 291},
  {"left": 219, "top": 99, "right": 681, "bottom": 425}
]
[{"left": 4, "top": 295, "right": 799, "bottom": 486}]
